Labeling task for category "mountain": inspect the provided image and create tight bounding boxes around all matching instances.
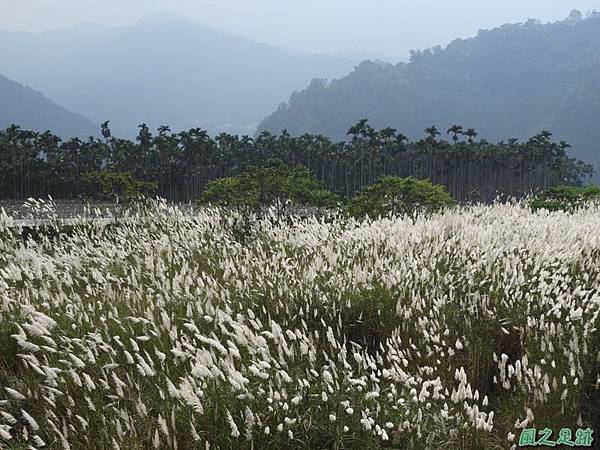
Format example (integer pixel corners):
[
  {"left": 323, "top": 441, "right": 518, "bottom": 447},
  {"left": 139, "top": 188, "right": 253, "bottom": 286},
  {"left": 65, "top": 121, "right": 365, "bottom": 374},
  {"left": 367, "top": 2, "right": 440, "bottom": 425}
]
[
  {"left": 0, "top": 73, "right": 97, "bottom": 138},
  {"left": 258, "top": 12, "right": 600, "bottom": 168},
  {"left": 0, "top": 16, "right": 359, "bottom": 138}
]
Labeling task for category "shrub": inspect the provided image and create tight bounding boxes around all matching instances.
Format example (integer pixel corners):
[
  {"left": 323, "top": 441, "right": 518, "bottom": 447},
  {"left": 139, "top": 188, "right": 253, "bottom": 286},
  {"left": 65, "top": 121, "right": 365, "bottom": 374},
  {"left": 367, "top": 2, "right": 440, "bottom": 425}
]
[
  {"left": 346, "top": 176, "right": 455, "bottom": 218},
  {"left": 530, "top": 185, "right": 600, "bottom": 212}
]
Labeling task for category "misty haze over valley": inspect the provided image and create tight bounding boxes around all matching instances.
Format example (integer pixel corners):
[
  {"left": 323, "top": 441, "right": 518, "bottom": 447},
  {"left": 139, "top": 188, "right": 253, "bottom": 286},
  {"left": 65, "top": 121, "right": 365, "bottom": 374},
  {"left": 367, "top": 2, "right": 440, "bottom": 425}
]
[{"left": 0, "top": 15, "right": 363, "bottom": 137}]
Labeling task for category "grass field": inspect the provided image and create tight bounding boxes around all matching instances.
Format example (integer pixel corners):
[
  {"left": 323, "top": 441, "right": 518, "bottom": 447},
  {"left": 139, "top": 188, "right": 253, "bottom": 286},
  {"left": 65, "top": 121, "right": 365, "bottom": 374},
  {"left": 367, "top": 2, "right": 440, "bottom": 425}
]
[{"left": 1, "top": 200, "right": 599, "bottom": 449}]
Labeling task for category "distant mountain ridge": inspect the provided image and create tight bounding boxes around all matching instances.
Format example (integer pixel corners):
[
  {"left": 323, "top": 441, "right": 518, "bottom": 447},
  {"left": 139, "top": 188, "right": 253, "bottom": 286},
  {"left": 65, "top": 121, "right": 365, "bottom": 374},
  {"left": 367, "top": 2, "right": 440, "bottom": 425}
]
[
  {"left": 258, "top": 12, "right": 600, "bottom": 169},
  {"left": 0, "top": 73, "right": 97, "bottom": 138},
  {"left": 0, "top": 16, "right": 361, "bottom": 138}
]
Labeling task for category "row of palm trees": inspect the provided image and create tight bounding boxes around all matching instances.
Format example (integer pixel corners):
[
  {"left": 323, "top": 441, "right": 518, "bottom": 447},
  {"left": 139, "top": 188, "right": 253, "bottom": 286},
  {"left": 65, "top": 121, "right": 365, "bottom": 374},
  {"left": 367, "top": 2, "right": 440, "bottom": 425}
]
[{"left": 0, "top": 120, "right": 592, "bottom": 202}]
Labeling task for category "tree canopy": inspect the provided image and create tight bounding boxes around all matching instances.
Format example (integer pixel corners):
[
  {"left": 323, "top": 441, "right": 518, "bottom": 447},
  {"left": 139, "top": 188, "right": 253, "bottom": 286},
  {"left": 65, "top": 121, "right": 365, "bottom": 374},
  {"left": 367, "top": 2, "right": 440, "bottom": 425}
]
[
  {"left": 199, "top": 159, "right": 339, "bottom": 213},
  {"left": 530, "top": 185, "right": 600, "bottom": 212},
  {"left": 83, "top": 171, "right": 157, "bottom": 203},
  {"left": 347, "top": 176, "right": 455, "bottom": 218}
]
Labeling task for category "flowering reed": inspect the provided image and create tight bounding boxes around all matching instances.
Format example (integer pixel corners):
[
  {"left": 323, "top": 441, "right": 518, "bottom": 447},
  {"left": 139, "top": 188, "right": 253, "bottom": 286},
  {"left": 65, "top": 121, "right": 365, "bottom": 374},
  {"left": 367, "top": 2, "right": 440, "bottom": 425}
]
[{"left": 1, "top": 199, "right": 599, "bottom": 449}]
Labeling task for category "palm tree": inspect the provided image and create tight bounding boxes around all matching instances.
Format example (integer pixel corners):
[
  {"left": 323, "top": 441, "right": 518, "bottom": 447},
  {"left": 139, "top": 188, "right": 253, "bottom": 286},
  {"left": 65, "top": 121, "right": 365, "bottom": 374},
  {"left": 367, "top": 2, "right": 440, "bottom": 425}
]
[
  {"left": 101, "top": 121, "right": 112, "bottom": 143},
  {"left": 157, "top": 125, "right": 171, "bottom": 137},
  {"left": 347, "top": 119, "right": 370, "bottom": 141},
  {"left": 424, "top": 126, "right": 441, "bottom": 141},
  {"left": 447, "top": 125, "right": 463, "bottom": 142},
  {"left": 396, "top": 132, "right": 408, "bottom": 145},
  {"left": 379, "top": 127, "right": 397, "bottom": 144},
  {"left": 464, "top": 128, "right": 478, "bottom": 144}
]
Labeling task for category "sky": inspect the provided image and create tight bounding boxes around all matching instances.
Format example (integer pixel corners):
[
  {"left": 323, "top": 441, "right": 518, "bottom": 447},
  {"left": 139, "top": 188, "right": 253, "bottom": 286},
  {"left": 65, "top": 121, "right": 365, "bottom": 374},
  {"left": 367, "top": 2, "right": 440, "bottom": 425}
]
[{"left": 2, "top": 0, "right": 599, "bottom": 58}]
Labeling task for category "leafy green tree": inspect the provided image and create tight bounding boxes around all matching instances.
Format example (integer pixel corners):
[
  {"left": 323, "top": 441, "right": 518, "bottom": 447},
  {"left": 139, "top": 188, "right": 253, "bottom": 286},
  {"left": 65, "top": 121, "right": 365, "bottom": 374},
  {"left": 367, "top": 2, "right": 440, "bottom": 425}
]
[
  {"left": 199, "top": 159, "right": 339, "bottom": 214},
  {"left": 346, "top": 176, "right": 456, "bottom": 218},
  {"left": 198, "top": 176, "right": 247, "bottom": 208},
  {"left": 530, "top": 185, "right": 600, "bottom": 212},
  {"left": 83, "top": 170, "right": 157, "bottom": 202}
]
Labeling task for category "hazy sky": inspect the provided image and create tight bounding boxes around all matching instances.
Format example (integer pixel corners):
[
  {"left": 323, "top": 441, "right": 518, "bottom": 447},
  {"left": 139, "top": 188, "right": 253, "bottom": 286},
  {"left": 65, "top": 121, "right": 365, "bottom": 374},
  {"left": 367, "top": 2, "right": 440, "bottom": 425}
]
[{"left": 2, "top": 0, "right": 599, "bottom": 57}]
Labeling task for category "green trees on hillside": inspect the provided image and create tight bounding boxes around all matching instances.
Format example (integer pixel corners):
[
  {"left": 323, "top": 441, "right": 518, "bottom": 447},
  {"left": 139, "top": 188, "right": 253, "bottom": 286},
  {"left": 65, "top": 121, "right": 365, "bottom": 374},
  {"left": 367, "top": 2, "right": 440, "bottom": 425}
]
[
  {"left": 0, "top": 120, "right": 592, "bottom": 202},
  {"left": 256, "top": 13, "right": 600, "bottom": 171}
]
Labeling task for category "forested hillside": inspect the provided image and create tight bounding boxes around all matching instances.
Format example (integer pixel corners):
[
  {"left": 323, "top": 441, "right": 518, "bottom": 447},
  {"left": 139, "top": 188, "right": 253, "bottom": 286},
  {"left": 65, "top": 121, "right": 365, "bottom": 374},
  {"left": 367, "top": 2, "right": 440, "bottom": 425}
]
[
  {"left": 0, "top": 74, "right": 97, "bottom": 138},
  {"left": 0, "top": 15, "right": 358, "bottom": 137},
  {"left": 258, "top": 11, "right": 600, "bottom": 167}
]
